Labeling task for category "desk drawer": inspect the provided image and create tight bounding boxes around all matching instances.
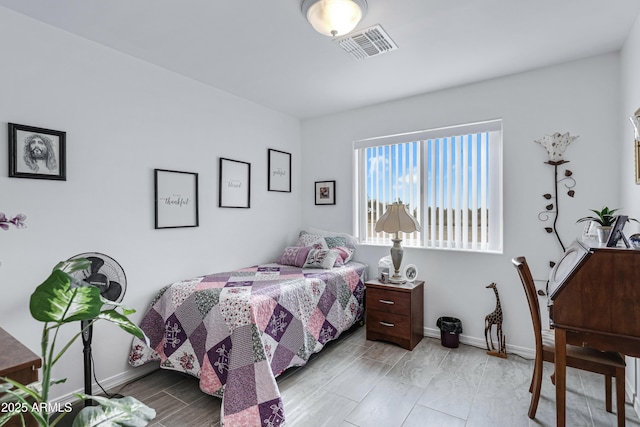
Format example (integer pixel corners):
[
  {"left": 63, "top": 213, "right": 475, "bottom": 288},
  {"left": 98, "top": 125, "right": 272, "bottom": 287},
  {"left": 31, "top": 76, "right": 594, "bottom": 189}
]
[
  {"left": 366, "top": 310, "right": 411, "bottom": 339},
  {"left": 367, "top": 287, "right": 410, "bottom": 315}
]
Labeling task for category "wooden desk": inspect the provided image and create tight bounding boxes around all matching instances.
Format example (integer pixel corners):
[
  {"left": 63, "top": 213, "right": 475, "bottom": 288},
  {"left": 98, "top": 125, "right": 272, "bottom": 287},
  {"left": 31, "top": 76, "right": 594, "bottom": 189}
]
[
  {"left": 548, "top": 240, "right": 640, "bottom": 427},
  {"left": 0, "top": 327, "right": 42, "bottom": 427}
]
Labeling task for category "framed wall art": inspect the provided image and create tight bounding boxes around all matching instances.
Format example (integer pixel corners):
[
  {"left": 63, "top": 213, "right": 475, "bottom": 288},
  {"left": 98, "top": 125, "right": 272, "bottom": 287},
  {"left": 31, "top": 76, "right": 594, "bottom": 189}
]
[
  {"left": 219, "top": 157, "right": 251, "bottom": 208},
  {"left": 315, "top": 180, "right": 336, "bottom": 205},
  {"left": 154, "top": 169, "right": 199, "bottom": 229},
  {"left": 268, "top": 149, "right": 291, "bottom": 192},
  {"left": 8, "top": 123, "right": 66, "bottom": 180}
]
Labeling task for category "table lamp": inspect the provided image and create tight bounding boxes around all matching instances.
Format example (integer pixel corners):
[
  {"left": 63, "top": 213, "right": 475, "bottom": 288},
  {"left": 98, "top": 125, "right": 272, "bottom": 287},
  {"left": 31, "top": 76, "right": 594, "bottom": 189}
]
[{"left": 375, "top": 201, "right": 421, "bottom": 283}]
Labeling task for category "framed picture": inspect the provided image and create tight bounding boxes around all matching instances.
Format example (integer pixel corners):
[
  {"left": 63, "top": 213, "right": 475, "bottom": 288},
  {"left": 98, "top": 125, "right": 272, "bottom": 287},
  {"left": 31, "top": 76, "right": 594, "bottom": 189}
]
[
  {"left": 606, "top": 215, "right": 629, "bottom": 248},
  {"left": 315, "top": 180, "right": 336, "bottom": 205},
  {"left": 8, "top": 123, "right": 66, "bottom": 180},
  {"left": 154, "top": 169, "right": 199, "bottom": 229},
  {"left": 268, "top": 149, "right": 291, "bottom": 192},
  {"left": 219, "top": 158, "right": 251, "bottom": 208}
]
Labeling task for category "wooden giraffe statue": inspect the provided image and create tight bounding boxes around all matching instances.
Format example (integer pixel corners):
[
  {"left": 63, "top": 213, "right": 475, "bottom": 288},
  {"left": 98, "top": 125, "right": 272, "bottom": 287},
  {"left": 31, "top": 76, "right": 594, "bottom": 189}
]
[{"left": 484, "top": 282, "right": 507, "bottom": 358}]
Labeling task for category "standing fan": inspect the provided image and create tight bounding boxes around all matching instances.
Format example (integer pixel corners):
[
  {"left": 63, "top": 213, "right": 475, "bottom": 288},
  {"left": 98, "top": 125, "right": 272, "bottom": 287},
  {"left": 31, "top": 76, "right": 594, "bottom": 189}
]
[{"left": 68, "top": 252, "right": 127, "bottom": 406}]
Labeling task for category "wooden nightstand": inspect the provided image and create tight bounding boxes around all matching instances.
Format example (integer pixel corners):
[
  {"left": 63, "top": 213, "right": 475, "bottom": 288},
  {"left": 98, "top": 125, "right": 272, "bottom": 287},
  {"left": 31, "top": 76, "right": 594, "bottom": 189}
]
[
  {"left": 0, "top": 327, "right": 41, "bottom": 427},
  {"left": 365, "top": 279, "right": 424, "bottom": 350}
]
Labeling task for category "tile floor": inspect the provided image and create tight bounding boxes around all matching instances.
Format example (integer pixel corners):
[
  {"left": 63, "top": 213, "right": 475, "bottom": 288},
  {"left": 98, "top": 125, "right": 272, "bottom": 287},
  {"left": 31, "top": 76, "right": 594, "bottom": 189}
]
[{"left": 64, "top": 326, "right": 640, "bottom": 426}]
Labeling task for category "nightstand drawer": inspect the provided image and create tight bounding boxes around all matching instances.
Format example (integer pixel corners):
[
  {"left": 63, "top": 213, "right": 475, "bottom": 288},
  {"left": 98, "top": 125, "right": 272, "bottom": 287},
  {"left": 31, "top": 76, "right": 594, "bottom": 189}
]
[
  {"left": 366, "top": 310, "right": 411, "bottom": 339},
  {"left": 366, "top": 287, "right": 410, "bottom": 314}
]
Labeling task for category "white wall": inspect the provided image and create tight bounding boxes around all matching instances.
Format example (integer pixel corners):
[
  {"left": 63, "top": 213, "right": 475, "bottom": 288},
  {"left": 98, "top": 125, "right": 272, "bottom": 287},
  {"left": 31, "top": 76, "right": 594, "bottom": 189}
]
[
  {"left": 301, "top": 54, "right": 622, "bottom": 355},
  {"left": 0, "top": 7, "right": 302, "bottom": 401},
  {"left": 620, "top": 11, "right": 640, "bottom": 417}
]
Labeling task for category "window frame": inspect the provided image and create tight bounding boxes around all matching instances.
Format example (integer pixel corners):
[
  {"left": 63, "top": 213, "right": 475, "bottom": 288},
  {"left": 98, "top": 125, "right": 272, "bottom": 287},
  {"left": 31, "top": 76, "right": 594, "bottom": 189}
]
[{"left": 353, "top": 119, "right": 504, "bottom": 254}]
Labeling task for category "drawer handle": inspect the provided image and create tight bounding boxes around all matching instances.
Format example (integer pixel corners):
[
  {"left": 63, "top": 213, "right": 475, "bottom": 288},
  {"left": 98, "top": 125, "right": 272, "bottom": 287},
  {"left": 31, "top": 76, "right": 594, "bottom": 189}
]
[
  {"left": 380, "top": 321, "right": 395, "bottom": 327},
  {"left": 379, "top": 299, "right": 395, "bottom": 305}
]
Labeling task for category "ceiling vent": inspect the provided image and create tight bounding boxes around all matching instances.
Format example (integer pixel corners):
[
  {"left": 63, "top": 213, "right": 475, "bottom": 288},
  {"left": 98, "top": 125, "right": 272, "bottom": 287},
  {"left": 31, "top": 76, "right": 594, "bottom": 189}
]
[{"left": 334, "top": 24, "right": 398, "bottom": 60}]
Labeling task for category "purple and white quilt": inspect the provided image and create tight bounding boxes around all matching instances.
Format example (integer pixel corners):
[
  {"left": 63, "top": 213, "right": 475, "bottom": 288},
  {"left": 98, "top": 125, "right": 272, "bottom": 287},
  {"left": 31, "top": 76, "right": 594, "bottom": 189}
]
[{"left": 128, "top": 262, "right": 367, "bottom": 426}]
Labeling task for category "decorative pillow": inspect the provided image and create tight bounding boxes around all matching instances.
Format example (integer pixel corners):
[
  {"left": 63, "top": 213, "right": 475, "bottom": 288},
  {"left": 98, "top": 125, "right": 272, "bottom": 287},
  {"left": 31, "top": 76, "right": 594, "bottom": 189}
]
[
  {"left": 333, "top": 255, "right": 345, "bottom": 267},
  {"left": 333, "top": 246, "right": 355, "bottom": 263},
  {"left": 277, "top": 246, "right": 312, "bottom": 267},
  {"left": 305, "top": 226, "right": 359, "bottom": 249},
  {"left": 296, "top": 231, "right": 328, "bottom": 249},
  {"left": 324, "top": 236, "right": 348, "bottom": 248},
  {"left": 303, "top": 248, "right": 340, "bottom": 269}
]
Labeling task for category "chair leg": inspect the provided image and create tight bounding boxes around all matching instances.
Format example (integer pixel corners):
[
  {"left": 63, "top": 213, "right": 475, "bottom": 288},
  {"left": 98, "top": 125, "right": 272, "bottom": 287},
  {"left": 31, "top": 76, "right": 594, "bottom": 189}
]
[
  {"left": 529, "top": 355, "right": 543, "bottom": 418},
  {"left": 615, "top": 367, "right": 625, "bottom": 427},
  {"left": 605, "top": 374, "right": 612, "bottom": 413}
]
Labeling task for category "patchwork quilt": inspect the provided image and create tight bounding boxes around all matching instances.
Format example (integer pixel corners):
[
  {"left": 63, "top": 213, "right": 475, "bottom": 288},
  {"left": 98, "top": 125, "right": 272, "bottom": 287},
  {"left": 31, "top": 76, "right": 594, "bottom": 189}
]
[{"left": 128, "top": 262, "right": 367, "bottom": 426}]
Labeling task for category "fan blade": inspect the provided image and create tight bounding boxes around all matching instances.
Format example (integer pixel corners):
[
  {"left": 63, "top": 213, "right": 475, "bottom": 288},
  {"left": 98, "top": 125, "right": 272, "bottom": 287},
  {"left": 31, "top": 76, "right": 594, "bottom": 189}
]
[
  {"left": 103, "top": 281, "right": 123, "bottom": 302},
  {"left": 87, "top": 256, "right": 105, "bottom": 275}
]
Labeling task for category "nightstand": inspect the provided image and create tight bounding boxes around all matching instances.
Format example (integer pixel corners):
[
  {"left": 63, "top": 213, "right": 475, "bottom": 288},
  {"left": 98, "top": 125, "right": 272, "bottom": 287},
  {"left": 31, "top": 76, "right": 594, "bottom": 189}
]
[
  {"left": 365, "top": 279, "right": 424, "bottom": 350},
  {"left": 0, "top": 327, "right": 41, "bottom": 427}
]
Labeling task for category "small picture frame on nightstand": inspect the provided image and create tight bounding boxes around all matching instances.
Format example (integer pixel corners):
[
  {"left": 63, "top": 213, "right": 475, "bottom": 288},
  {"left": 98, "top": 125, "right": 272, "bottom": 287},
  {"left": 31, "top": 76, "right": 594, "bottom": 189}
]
[{"left": 404, "top": 264, "right": 418, "bottom": 282}]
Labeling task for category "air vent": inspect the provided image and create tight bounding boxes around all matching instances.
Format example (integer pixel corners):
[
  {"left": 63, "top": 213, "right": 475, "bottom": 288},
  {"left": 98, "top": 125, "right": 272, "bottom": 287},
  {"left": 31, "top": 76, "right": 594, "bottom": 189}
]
[{"left": 334, "top": 24, "right": 398, "bottom": 60}]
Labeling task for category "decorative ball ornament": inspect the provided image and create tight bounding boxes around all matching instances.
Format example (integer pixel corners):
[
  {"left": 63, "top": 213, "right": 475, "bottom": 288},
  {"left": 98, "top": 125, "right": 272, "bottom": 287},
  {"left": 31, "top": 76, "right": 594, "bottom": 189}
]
[
  {"left": 629, "top": 233, "right": 640, "bottom": 250},
  {"left": 534, "top": 132, "right": 578, "bottom": 163}
]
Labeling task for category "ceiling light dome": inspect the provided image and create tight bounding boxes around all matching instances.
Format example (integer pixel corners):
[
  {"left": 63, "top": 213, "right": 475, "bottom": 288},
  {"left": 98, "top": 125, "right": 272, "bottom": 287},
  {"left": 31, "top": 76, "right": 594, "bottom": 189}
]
[{"left": 302, "top": 0, "right": 368, "bottom": 37}]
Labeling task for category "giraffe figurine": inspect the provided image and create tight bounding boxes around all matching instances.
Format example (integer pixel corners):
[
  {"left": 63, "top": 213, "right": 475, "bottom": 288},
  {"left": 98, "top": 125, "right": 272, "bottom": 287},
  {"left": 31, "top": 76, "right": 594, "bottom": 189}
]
[{"left": 484, "top": 282, "right": 507, "bottom": 358}]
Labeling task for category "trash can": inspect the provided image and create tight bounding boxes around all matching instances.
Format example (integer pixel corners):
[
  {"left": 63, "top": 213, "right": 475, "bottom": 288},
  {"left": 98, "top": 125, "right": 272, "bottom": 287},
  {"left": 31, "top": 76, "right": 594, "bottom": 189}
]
[{"left": 436, "top": 316, "right": 463, "bottom": 348}]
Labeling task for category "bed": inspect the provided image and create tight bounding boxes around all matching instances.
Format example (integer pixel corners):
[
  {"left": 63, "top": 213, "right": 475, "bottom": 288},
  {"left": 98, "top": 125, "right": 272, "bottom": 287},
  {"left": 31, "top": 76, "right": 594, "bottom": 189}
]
[{"left": 128, "top": 231, "right": 366, "bottom": 427}]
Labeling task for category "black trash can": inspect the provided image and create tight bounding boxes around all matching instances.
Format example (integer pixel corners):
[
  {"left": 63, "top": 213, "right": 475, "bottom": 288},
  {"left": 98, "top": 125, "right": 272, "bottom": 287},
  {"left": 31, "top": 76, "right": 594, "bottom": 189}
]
[{"left": 436, "top": 317, "right": 463, "bottom": 348}]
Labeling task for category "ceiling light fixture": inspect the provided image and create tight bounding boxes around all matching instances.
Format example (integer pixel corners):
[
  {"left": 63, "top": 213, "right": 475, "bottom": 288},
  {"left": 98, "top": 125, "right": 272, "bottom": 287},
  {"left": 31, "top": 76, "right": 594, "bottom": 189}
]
[{"left": 302, "top": 0, "right": 368, "bottom": 37}]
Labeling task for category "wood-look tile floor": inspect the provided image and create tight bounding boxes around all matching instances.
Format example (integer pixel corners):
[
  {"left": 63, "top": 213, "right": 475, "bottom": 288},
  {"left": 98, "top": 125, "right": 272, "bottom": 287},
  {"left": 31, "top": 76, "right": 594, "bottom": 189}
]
[{"left": 64, "top": 326, "right": 640, "bottom": 426}]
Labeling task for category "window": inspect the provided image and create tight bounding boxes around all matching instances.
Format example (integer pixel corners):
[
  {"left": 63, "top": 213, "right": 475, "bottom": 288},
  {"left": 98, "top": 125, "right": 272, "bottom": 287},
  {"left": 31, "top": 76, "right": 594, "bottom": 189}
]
[{"left": 354, "top": 119, "right": 503, "bottom": 253}]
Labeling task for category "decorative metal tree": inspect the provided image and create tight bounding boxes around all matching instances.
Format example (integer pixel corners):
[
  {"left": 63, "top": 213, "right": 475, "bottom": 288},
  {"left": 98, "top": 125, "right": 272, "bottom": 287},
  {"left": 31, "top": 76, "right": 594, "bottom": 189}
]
[{"left": 535, "top": 132, "right": 578, "bottom": 259}]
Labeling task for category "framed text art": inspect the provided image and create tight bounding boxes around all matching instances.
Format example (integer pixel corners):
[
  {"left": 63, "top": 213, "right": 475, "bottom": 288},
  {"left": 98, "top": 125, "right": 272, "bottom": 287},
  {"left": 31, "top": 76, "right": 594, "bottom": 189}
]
[
  {"left": 219, "top": 157, "right": 251, "bottom": 208},
  {"left": 268, "top": 149, "right": 291, "bottom": 192},
  {"left": 154, "top": 169, "right": 199, "bottom": 229},
  {"left": 8, "top": 123, "right": 66, "bottom": 180},
  {"left": 315, "top": 180, "right": 336, "bottom": 205}
]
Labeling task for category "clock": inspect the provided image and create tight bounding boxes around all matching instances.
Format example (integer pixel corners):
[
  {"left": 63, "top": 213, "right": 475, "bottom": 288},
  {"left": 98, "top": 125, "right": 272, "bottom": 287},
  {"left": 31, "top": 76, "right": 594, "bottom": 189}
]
[{"left": 404, "top": 264, "right": 418, "bottom": 282}]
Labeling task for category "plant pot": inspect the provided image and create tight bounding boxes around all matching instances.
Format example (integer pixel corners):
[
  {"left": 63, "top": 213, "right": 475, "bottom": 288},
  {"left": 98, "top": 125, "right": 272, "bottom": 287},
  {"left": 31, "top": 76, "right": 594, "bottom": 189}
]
[{"left": 597, "top": 226, "right": 612, "bottom": 243}]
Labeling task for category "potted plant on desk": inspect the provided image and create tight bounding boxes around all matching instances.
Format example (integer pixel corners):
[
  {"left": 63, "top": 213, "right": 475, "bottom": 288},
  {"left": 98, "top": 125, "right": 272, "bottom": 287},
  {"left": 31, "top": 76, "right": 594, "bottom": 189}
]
[{"left": 576, "top": 206, "right": 637, "bottom": 243}]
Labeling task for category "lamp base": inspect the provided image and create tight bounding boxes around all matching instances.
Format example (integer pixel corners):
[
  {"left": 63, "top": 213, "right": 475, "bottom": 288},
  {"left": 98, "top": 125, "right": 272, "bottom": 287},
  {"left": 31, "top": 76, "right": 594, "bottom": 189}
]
[{"left": 389, "top": 273, "right": 406, "bottom": 284}]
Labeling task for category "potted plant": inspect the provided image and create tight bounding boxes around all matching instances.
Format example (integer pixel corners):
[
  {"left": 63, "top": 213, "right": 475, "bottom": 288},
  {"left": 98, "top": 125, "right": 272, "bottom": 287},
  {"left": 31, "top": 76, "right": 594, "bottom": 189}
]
[
  {"left": 0, "top": 258, "right": 155, "bottom": 427},
  {"left": 576, "top": 206, "right": 637, "bottom": 243}
]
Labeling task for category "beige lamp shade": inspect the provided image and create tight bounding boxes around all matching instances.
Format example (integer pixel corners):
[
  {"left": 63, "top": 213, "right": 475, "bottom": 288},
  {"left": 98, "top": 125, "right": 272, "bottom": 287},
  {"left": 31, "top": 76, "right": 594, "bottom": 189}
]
[
  {"left": 375, "top": 202, "right": 421, "bottom": 234},
  {"left": 302, "top": 0, "right": 368, "bottom": 37}
]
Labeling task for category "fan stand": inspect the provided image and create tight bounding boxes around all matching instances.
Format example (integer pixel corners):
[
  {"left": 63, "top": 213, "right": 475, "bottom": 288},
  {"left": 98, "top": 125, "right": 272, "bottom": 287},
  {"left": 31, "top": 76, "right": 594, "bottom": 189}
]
[{"left": 81, "top": 319, "right": 94, "bottom": 407}]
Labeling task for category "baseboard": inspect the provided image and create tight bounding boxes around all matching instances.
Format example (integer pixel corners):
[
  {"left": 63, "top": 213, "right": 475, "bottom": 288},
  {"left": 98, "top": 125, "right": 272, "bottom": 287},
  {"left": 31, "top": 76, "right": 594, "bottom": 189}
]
[
  {"left": 423, "top": 327, "right": 535, "bottom": 359},
  {"left": 51, "top": 363, "right": 159, "bottom": 407}
]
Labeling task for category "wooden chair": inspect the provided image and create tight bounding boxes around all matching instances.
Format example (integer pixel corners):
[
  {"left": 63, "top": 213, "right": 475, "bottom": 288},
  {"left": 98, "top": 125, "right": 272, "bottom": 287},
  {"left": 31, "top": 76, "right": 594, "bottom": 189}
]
[{"left": 512, "top": 256, "right": 626, "bottom": 425}]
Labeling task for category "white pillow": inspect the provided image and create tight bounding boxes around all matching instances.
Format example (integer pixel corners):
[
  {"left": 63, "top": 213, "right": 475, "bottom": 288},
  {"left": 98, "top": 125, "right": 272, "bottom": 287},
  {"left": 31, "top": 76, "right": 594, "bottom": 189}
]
[
  {"left": 304, "top": 248, "right": 340, "bottom": 269},
  {"left": 296, "top": 231, "right": 329, "bottom": 249}
]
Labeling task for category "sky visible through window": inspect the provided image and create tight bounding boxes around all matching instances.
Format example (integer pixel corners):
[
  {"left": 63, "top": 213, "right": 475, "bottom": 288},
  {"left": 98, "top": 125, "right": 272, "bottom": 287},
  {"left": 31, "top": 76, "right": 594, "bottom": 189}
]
[{"left": 366, "top": 135, "right": 489, "bottom": 208}]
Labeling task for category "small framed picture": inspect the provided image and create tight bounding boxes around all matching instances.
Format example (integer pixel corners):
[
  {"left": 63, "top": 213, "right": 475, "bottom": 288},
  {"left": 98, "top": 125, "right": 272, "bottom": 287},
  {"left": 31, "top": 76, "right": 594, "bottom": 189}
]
[
  {"left": 9, "top": 123, "right": 66, "bottom": 180},
  {"left": 404, "top": 264, "right": 418, "bottom": 282},
  {"left": 315, "top": 180, "right": 336, "bottom": 205},
  {"left": 219, "top": 157, "right": 251, "bottom": 208},
  {"left": 268, "top": 149, "right": 291, "bottom": 192},
  {"left": 154, "top": 169, "right": 199, "bottom": 229}
]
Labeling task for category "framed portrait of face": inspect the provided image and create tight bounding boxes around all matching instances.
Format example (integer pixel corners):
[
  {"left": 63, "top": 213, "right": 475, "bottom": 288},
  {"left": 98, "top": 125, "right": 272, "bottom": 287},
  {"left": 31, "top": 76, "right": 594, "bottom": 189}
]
[{"left": 8, "top": 123, "right": 66, "bottom": 180}]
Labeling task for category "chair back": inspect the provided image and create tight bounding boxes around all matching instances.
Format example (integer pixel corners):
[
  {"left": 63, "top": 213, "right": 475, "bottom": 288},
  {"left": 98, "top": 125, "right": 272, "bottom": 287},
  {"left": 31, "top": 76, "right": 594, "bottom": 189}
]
[{"left": 512, "top": 256, "right": 543, "bottom": 349}]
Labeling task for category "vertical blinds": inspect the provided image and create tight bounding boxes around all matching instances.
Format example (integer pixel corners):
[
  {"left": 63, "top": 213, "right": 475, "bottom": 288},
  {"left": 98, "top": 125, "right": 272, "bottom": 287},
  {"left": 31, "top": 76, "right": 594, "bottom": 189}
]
[{"left": 356, "top": 119, "right": 502, "bottom": 252}]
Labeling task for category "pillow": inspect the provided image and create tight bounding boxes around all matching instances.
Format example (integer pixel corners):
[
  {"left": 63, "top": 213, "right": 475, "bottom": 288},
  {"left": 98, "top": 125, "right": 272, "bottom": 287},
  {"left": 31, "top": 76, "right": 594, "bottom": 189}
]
[
  {"left": 305, "top": 226, "right": 359, "bottom": 249},
  {"left": 296, "top": 231, "right": 328, "bottom": 249},
  {"left": 333, "top": 246, "right": 354, "bottom": 263},
  {"left": 277, "top": 246, "right": 312, "bottom": 267},
  {"left": 303, "top": 248, "right": 340, "bottom": 269},
  {"left": 324, "top": 236, "right": 348, "bottom": 248},
  {"left": 333, "top": 255, "right": 345, "bottom": 267}
]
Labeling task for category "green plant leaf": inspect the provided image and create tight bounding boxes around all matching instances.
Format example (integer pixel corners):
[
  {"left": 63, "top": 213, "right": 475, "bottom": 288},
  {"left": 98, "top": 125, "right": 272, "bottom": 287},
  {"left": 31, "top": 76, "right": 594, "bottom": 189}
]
[
  {"left": 72, "top": 395, "right": 156, "bottom": 427},
  {"left": 29, "top": 270, "right": 102, "bottom": 323},
  {"left": 97, "top": 310, "right": 147, "bottom": 342},
  {"left": 53, "top": 258, "right": 91, "bottom": 274}
]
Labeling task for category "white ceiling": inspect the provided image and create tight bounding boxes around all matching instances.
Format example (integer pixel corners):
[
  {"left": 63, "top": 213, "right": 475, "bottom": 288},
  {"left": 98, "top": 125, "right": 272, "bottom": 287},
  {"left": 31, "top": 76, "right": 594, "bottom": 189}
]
[{"left": 1, "top": 0, "right": 639, "bottom": 119}]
